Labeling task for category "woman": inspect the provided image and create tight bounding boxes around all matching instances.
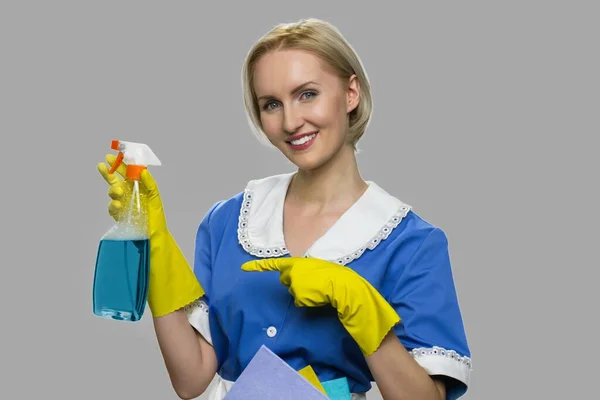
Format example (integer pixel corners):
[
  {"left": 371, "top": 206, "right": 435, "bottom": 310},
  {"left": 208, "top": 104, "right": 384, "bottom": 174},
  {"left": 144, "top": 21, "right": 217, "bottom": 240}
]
[{"left": 98, "top": 18, "right": 471, "bottom": 400}]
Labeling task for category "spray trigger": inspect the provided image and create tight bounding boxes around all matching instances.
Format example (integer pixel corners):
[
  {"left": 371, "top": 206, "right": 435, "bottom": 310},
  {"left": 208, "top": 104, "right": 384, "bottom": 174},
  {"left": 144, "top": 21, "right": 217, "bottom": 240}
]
[
  {"left": 108, "top": 139, "right": 124, "bottom": 174},
  {"left": 108, "top": 152, "right": 124, "bottom": 175}
]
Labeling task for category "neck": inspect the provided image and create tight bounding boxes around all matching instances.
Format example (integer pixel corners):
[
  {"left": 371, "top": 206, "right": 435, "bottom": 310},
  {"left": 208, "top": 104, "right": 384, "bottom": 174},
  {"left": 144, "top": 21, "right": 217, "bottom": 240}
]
[{"left": 287, "top": 144, "right": 368, "bottom": 212}]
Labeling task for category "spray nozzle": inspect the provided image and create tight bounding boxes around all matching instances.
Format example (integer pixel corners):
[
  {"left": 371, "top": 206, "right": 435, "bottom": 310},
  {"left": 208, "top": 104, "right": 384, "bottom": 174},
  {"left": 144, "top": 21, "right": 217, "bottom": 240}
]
[{"left": 108, "top": 139, "right": 161, "bottom": 181}]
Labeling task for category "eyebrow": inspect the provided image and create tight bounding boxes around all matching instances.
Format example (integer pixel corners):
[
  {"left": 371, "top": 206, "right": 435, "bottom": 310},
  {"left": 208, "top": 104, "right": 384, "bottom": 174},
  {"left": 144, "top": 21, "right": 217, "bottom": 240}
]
[{"left": 257, "top": 81, "right": 319, "bottom": 101}]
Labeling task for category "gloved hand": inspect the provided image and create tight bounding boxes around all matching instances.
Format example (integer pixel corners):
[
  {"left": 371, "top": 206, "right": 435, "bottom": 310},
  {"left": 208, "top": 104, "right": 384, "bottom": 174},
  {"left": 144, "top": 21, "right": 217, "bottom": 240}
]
[
  {"left": 98, "top": 154, "right": 205, "bottom": 317},
  {"left": 241, "top": 257, "right": 401, "bottom": 356}
]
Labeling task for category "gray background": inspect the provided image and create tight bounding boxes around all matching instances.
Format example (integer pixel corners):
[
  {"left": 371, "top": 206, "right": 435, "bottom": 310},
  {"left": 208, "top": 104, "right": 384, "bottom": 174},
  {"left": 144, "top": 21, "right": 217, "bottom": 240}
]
[{"left": 1, "top": 1, "right": 597, "bottom": 399}]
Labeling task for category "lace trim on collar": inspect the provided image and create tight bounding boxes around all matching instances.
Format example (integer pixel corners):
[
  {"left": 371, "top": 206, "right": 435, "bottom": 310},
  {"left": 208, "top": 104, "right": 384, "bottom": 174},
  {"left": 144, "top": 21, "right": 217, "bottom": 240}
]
[{"left": 237, "top": 186, "right": 412, "bottom": 265}]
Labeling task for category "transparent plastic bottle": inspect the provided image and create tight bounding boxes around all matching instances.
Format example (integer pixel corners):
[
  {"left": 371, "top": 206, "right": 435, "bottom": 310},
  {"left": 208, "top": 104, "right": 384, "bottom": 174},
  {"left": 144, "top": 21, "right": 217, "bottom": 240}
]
[{"left": 93, "top": 140, "right": 161, "bottom": 322}]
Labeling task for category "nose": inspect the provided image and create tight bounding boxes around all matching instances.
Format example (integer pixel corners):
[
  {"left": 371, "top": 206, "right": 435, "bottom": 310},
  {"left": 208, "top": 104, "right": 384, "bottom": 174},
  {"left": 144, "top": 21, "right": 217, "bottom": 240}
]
[{"left": 282, "top": 104, "right": 304, "bottom": 134}]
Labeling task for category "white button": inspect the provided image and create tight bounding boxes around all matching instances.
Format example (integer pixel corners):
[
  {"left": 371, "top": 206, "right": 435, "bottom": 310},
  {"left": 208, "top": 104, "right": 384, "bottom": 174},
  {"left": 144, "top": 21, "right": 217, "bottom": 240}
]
[{"left": 266, "top": 326, "right": 277, "bottom": 337}]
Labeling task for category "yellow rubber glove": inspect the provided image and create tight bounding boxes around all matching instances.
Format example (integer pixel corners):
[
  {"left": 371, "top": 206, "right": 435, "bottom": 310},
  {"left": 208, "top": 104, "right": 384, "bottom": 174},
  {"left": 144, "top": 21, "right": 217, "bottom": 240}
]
[
  {"left": 98, "top": 154, "right": 204, "bottom": 317},
  {"left": 241, "top": 257, "right": 401, "bottom": 356}
]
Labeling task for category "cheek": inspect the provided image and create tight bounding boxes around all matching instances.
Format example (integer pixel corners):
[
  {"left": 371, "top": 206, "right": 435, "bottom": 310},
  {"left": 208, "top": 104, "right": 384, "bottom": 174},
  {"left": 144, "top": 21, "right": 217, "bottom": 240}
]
[
  {"left": 260, "top": 113, "right": 282, "bottom": 139},
  {"left": 311, "top": 96, "right": 346, "bottom": 130}
]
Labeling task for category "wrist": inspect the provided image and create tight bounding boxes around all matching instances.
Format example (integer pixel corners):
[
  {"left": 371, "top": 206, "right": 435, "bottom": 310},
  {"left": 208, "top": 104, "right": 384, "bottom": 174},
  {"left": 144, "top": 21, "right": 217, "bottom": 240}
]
[{"left": 335, "top": 272, "right": 401, "bottom": 356}]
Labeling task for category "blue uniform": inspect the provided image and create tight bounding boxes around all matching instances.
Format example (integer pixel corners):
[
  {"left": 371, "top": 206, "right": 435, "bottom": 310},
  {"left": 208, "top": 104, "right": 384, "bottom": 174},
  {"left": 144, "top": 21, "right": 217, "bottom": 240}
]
[{"left": 185, "top": 172, "right": 472, "bottom": 399}]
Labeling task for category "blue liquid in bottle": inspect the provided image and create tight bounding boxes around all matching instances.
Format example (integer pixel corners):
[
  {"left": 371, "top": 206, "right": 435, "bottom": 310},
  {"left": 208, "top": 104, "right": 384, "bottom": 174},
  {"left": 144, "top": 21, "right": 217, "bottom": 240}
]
[{"left": 93, "top": 238, "right": 150, "bottom": 322}]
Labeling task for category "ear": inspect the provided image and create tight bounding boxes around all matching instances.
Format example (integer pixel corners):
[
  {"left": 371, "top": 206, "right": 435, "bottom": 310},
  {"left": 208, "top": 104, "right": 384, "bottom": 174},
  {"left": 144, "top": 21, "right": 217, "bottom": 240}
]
[{"left": 346, "top": 74, "right": 360, "bottom": 114}]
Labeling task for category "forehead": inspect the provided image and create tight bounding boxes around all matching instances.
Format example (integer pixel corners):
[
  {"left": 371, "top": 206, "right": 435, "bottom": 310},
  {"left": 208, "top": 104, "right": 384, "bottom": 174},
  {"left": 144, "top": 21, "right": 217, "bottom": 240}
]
[{"left": 253, "top": 49, "right": 334, "bottom": 96}]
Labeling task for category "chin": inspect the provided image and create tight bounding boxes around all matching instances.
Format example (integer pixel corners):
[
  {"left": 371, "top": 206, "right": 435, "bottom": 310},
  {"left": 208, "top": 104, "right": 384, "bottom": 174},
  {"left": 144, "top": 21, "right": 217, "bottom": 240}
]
[
  {"left": 282, "top": 145, "right": 336, "bottom": 172},
  {"left": 288, "top": 154, "right": 329, "bottom": 171}
]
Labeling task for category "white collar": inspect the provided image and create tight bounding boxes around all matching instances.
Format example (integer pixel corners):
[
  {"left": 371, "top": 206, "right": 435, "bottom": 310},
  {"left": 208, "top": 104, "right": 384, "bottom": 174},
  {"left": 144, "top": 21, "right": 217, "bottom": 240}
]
[{"left": 237, "top": 172, "right": 412, "bottom": 265}]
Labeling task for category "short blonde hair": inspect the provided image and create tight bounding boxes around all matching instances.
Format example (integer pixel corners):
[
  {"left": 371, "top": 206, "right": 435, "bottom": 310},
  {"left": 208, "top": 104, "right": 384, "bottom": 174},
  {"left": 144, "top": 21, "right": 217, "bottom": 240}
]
[{"left": 241, "top": 18, "right": 373, "bottom": 150}]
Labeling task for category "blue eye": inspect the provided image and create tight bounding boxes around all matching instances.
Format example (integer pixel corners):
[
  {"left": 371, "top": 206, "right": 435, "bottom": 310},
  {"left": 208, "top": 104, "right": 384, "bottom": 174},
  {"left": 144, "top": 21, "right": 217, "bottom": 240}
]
[
  {"left": 301, "top": 91, "right": 317, "bottom": 100},
  {"left": 261, "top": 91, "right": 317, "bottom": 111},
  {"left": 263, "top": 101, "right": 279, "bottom": 111}
]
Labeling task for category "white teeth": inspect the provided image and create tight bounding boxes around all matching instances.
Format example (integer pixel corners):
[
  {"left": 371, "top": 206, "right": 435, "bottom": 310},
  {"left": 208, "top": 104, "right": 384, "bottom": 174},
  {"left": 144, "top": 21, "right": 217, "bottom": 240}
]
[{"left": 290, "top": 134, "right": 316, "bottom": 146}]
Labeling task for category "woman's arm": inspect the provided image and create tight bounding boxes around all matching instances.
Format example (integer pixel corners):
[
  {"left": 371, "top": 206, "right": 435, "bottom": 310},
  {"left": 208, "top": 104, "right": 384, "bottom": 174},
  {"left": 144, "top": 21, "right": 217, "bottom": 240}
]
[
  {"left": 368, "top": 227, "right": 471, "bottom": 400},
  {"left": 366, "top": 331, "right": 445, "bottom": 400},
  {"left": 153, "top": 310, "right": 218, "bottom": 399}
]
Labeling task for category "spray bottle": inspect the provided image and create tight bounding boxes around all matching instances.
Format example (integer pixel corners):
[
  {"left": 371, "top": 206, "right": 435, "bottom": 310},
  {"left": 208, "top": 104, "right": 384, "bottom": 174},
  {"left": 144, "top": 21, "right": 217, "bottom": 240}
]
[{"left": 93, "top": 140, "right": 161, "bottom": 322}]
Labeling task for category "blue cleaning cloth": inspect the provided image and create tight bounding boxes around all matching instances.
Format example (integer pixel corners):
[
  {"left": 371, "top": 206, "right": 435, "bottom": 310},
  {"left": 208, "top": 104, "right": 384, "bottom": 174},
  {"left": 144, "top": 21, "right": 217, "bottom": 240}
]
[
  {"left": 224, "top": 345, "right": 329, "bottom": 400},
  {"left": 322, "top": 377, "right": 352, "bottom": 400}
]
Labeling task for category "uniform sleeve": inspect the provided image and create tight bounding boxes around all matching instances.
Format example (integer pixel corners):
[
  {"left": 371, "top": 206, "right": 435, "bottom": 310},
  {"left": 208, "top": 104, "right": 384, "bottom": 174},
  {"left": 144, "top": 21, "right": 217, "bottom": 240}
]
[
  {"left": 184, "top": 201, "right": 223, "bottom": 346},
  {"left": 388, "top": 227, "right": 472, "bottom": 400}
]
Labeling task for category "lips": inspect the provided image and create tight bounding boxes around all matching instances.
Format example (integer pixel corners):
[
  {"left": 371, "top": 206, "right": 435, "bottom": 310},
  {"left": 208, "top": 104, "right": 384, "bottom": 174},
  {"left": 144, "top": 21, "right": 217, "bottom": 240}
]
[
  {"left": 286, "top": 131, "right": 318, "bottom": 151},
  {"left": 286, "top": 131, "right": 318, "bottom": 143}
]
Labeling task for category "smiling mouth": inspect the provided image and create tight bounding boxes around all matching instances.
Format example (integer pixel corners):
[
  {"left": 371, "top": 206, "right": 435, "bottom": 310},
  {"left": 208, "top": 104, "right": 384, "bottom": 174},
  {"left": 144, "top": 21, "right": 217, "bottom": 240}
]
[
  {"left": 289, "top": 133, "right": 316, "bottom": 145},
  {"left": 286, "top": 131, "right": 318, "bottom": 150}
]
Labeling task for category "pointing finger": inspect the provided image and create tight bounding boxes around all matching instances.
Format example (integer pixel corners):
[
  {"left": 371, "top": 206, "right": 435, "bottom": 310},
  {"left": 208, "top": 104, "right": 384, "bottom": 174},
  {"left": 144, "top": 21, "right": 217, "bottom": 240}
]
[
  {"left": 241, "top": 260, "right": 279, "bottom": 272},
  {"left": 241, "top": 258, "right": 295, "bottom": 272}
]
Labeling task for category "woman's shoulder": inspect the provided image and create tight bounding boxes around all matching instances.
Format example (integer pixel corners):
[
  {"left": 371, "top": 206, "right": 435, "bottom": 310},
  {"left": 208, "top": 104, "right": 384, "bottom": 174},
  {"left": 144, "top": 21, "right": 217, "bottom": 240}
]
[
  {"left": 361, "top": 180, "right": 443, "bottom": 233},
  {"left": 397, "top": 205, "right": 449, "bottom": 241},
  {"left": 359, "top": 181, "right": 451, "bottom": 256}
]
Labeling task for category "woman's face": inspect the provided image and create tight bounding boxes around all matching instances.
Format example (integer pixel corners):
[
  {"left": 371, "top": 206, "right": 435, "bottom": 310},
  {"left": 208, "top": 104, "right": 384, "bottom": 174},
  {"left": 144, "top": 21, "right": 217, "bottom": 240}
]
[{"left": 253, "top": 49, "right": 359, "bottom": 171}]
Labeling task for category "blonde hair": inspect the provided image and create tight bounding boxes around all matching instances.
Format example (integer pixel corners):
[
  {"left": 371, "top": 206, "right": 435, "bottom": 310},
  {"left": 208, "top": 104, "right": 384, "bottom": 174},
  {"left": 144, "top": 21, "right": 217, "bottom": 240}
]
[{"left": 241, "top": 18, "right": 373, "bottom": 150}]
